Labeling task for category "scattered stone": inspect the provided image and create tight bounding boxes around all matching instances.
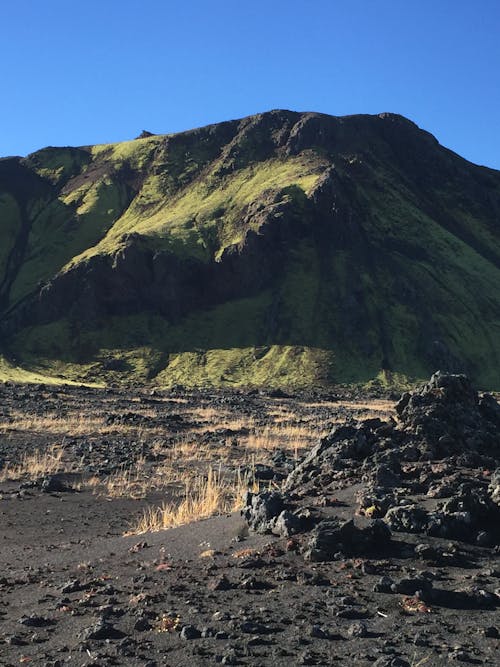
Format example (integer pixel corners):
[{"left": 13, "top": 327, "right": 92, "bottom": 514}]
[
  {"left": 391, "top": 577, "right": 433, "bottom": 597},
  {"left": 212, "top": 611, "right": 230, "bottom": 622},
  {"left": 134, "top": 615, "right": 151, "bottom": 632},
  {"left": 5, "top": 635, "right": 26, "bottom": 646},
  {"left": 483, "top": 626, "right": 499, "bottom": 638},
  {"left": 241, "top": 491, "right": 285, "bottom": 533},
  {"left": 209, "top": 574, "right": 233, "bottom": 591},
  {"left": 240, "top": 621, "right": 275, "bottom": 634},
  {"left": 272, "top": 509, "right": 304, "bottom": 537},
  {"left": 384, "top": 505, "right": 428, "bottom": 533},
  {"left": 448, "top": 648, "right": 472, "bottom": 662},
  {"left": 305, "top": 518, "right": 391, "bottom": 561},
  {"left": 413, "top": 632, "right": 429, "bottom": 646},
  {"left": 347, "top": 621, "right": 368, "bottom": 637},
  {"left": 18, "top": 615, "right": 54, "bottom": 627},
  {"left": 180, "top": 624, "right": 201, "bottom": 640},
  {"left": 336, "top": 607, "right": 371, "bottom": 619},
  {"left": 309, "top": 624, "right": 329, "bottom": 638},
  {"left": 41, "top": 475, "right": 70, "bottom": 493},
  {"left": 374, "top": 576, "right": 395, "bottom": 593},
  {"left": 414, "top": 544, "right": 439, "bottom": 560},
  {"left": 81, "top": 619, "right": 127, "bottom": 640},
  {"left": 60, "top": 579, "right": 85, "bottom": 594}
]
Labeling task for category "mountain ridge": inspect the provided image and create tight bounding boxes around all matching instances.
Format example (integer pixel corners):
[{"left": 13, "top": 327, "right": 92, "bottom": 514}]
[{"left": 1, "top": 110, "right": 499, "bottom": 388}]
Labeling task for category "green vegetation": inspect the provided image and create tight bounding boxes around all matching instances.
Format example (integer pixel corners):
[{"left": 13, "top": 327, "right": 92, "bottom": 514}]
[
  {"left": 0, "top": 193, "right": 21, "bottom": 282},
  {"left": 90, "top": 135, "right": 163, "bottom": 166},
  {"left": 0, "top": 355, "right": 101, "bottom": 386},
  {"left": 25, "top": 146, "right": 91, "bottom": 186},
  {"left": 1, "top": 111, "right": 499, "bottom": 388},
  {"left": 65, "top": 155, "right": 324, "bottom": 266},
  {"left": 157, "top": 346, "right": 334, "bottom": 388}
]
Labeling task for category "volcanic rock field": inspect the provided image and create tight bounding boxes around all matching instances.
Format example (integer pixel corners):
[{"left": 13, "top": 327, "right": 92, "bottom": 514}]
[{"left": 0, "top": 374, "right": 499, "bottom": 665}]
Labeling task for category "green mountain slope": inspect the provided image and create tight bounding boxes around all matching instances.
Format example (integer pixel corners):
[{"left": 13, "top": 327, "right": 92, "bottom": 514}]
[{"left": 1, "top": 110, "right": 499, "bottom": 388}]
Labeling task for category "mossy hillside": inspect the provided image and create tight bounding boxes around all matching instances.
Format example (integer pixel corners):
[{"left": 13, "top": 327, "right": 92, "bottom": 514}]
[
  {"left": 24, "top": 146, "right": 92, "bottom": 187},
  {"left": 10, "top": 285, "right": 337, "bottom": 387},
  {"left": 6, "top": 252, "right": 413, "bottom": 388},
  {"left": 90, "top": 135, "right": 164, "bottom": 168},
  {"left": 12, "top": 294, "right": 272, "bottom": 366},
  {"left": 9, "top": 179, "right": 500, "bottom": 389},
  {"left": 0, "top": 193, "right": 22, "bottom": 284},
  {"left": 64, "top": 155, "right": 325, "bottom": 267},
  {"left": 9, "top": 272, "right": 500, "bottom": 388},
  {"left": 0, "top": 354, "right": 102, "bottom": 386},
  {"left": 7, "top": 269, "right": 423, "bottom": 387},
  {"left": 89, "top": 120, "right": 239, "bottom": 190},
  {"left": 363, "top": 370, "right": 418, "bottom": 393},
  {"left": 7, "top": 344, "right": 337, "bottom": 389},
  {"left": 11, "top": 313, "right": 336, "bottom": 388},
  {"left": 2, "top": 131, "right": 223, "bottom": 306},
  {"left": 360, "top": 145, "right": 500, "bottom": 267},
  {"left": 1, "top": 112, "right": 346, "bottom": 308},
  {"left": 7, "top": 178, "right": 132, "bottom": 306},
  {"left": 10, "top": 269, "right": 421, "bottom": 387},
  {"left": 0, "top": 354, "right": 66, "bottom": 384},
  {"left": 1, "top": 110, "right": 500, "bottom": 388},
  {"left": 269, "top": 157, "right": 500, "bottom": 386},
  {"left": 333, "top": 158, "right": 500, "bottom": 378},
  {"left": 156, "top": 346, "right": 334, "bottom": 388}
]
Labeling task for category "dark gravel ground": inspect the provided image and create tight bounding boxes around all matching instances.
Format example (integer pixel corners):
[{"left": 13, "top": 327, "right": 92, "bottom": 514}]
[{"left": 0, "top": 378, "right": 499, "bottom": 666}]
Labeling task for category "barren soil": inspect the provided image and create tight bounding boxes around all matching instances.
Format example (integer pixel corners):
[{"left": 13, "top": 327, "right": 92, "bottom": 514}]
[{"left": 0, "top": 382, "right": 498, "bottom": 666}]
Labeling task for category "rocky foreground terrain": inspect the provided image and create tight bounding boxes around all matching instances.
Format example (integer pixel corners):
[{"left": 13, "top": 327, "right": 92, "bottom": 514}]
[{"left": 0, "top": 374, "right": 499, "bottom": 666}]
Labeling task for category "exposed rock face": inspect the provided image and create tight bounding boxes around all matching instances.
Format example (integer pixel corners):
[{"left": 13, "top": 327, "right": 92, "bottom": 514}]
[
  {"left": 304, "top": 518, "right": 392, "bottom": 562},
  {"left": 20, "top": 199, "right": 305, "bottom": 328},
  {"left": 286, "top": 372, "right": 500, "bottom": 491},
  {"left": 1, "top": 111, "right": 500, "bottom": 386},
  {"left": 244, "top": 373, "right": 500, "bottom": 555},
  {"left": 395, "top": 373, "right": 500, "bottom": 459}
]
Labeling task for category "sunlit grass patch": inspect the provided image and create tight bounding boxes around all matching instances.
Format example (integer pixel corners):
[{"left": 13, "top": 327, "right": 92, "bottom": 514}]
[
  {"left": 127, "top": 467, "right": 256, "bottom": 534},
  {"left": 0, "top": 444, "right": 66, "bottom": 482}
]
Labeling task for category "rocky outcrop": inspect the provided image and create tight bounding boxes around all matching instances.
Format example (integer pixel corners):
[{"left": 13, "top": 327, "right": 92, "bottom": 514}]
[{"left": 244, "top": 373, "right": 500, "bottom": 555}]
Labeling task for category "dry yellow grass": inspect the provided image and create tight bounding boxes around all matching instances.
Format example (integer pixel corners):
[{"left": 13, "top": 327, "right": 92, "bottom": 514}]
[
  {"left": 165, "top": 435, "right": 212, "bottom": 461},
  {"left": 243, "top": 422, "right": 325, "bottom": 457},
  {"left": 0, "top": 444, "right": 65, "bottom": 481},
  {"left": 134, "top": 412, "right": 329, "bottom": 512},
  {"left": 0, "top": 410, "right": 161, "bottom": 438},
  {"left": 84, "top": 457, "right": 152, "bottom": 498},
  {"left": 0, "top": 413, "right": 106, "bottom": 436},
  {"left": 0, "top": 396, "right": 390, "bottom": 529},
  {"left": 128, "top": 467, "right": 256, "bottom": 534},
  {"left": 174, "top": 407, "right": 326, "bottom": 459},
  {"left": 184, "top": 406, "right": 235, "bottom": 429},
  {"left": 82, "top": 414, "right": 309, "bottom": 502},
  {"left": 336, "top": 399, "right": 394, "bottom": 414}
]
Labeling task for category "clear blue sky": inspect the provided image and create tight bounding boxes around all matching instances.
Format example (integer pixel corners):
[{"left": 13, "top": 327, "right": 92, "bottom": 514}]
[{"left": 2, "top": 0, "right": 499, "bottom": 168}]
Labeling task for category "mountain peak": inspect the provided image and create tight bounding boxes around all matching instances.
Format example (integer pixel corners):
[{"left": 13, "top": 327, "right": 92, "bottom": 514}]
[
  {"left": 135, "top": 130, "right": 156, "bottom": 139},
  {"left": 0, "top": 111, "right": 499, "bottom": 388}
]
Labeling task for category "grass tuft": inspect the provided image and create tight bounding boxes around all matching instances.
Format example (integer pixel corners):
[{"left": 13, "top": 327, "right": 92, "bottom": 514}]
[
  {"left": 128, "top": 467, "right": 255, "bottom": 534},
  {"left": 0, "top": 444, "right": 65, "bottom": 482}
]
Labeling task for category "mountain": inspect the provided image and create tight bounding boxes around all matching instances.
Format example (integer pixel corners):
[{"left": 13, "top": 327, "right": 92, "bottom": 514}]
[{"left": 1, "top": 110, "right": 499, "bottom": 388}]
